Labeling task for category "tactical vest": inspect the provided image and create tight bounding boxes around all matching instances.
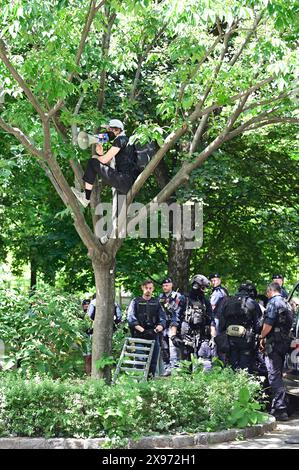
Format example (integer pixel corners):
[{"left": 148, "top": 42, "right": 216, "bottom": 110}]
[
  {"left": 185, "top": 298, "right": 208, "bottom": 329},
  {"left": 269, "top": 300, "right": 293, "bottom": 340},
  {"left": 223, "top": 295, "right": 251, "bottom": 329},
  {"left": 135, "top": 297, "right": 159, "bottom": 329},
  {"left": 159, "top": 292, "right": 179, "bottom": 323}
]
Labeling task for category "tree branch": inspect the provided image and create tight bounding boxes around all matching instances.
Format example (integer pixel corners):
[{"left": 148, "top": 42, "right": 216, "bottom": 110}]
[
  {"left": 177, "top": 34, "right": 223, "bottom": 106},
  {"left": 0, "top": 116, "right": 69, "bottom": 203},
  {"left": 0, "top": 40, "right": 46, "bottom": 119},
  {"left": 121, "top": 94, "right": 251, "bottom": 235},
  {"left": 42, "top": 121, "right": 101, "bottom": 253},
  {"left": 128, "top": 75, "right": 274, "bottom": 207},
  {"left": 226, "top": 116, "right": 299, "bottom": 139},
  {"left": 129, "top": 25, "right": 165, "bottom": 102},
  {"left": 243, "top": 88, "right": 299, "bottom": 112},
  {"left": 72, "top": 95, "right": 85, "bottom": 145},
  {"left": 0, "top": 116, "right": 43, "bottom": 159},
  {"left": 189, "top": 113, "right": 209, "bottom": 154},
  {"left": 97, "top": 10, "right": 116, "bottom": 110},
  {"left": 224, "top": 106, "right": 281, "bottom": 140},
  {"left": 48, "top": 0, "right": 106, "bottom": 119},
  {"left": 69, "top": 158, "right": 84, "bottom": 189},
  {"left": 197, "top": 28, "right": 233, "bottom": 111},
  {"left": 229, "top": 11, "right": 263, "bottom": 67}
]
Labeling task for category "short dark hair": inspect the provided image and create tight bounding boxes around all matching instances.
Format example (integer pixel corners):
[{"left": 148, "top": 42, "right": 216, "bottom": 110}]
[
  {"left": 267, "top": 282, "right": 281, "bottom": 293},
  {"left": 142, "top": 280, "right": 154, "bottom": 287}
]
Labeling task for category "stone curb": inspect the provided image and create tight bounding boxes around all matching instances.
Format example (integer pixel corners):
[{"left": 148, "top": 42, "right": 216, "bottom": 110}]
[{"left": 0, "top": 416, "right": 276, "bottom": 449}]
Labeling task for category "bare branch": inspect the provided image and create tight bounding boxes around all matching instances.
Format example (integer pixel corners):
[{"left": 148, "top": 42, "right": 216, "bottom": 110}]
[
  {"left": 0, "top": 116, "right": 69, "bottom": 202},
  {"left": 40, "top": 161, "right": 68, "bottom": 204},
  {"left": 42, "top": 121, "right": 101, "bottom": 252},
  {"left": 189, "top": 113, "right": 209, "bottom": 154},
  {"left": 72, "top": 95, "right": 85, "bottom": 145},
  {"left": 226, "top": 116, "right": 299, "bottom": 139},
  {"left": 243, "top": 88, "right": 299, "bottom": 112},
  {"left": 95, "top": 0, "right": 106, "bottom": 12},
  {"left": 45, "top": 100, "right": 69, "bottom": 141},
  {"left": 224, "top": 106, "right": 281, "bottom": 139},
  {"left": 69, "top": 158, "right": 84, "bottom": 189},
  {"left": 0, "top": 116, "right": 43, "bottom": 159},
  {"left": 48, "top": 0, "right": 106, "bottom": 119},
  {"left": 121, "top": 94, "right": 251, "bottom": 235},
  {"left": 197, "top": 28, "right": 232, "bottom": 110},
  {"left": 97, "top": 11, "right": 116, "bottom": 110},
  {"left": 177, "top": 35, "right": 223, "bottom": 105},
  {"left": 229, "top": 12, "right": 263, "bottom": 67},
  {"left": 129, "top": 56, "right": 144, "bottom": 102},
  {"left": 128, "top": 75, "right": 274, "bottom": 207},
  {"left": 129, "top": 25, "right": 166, "bottom": 101},
  {"left": 190, "top": 75, "right": 275, "bottom": 121},
  {"left": 0, "top": 39, "right": 45, "bottom": 118}
]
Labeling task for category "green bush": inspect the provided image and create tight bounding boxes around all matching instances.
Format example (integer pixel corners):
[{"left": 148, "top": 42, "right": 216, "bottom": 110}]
[
  {"left": 0, "top": 367, "right": 267, "bottom": 440},
  {"left": 0, "top": 286, "right": 91, "bottom": 378}
]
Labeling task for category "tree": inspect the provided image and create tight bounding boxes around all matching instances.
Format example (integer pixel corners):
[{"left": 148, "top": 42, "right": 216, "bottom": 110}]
[{"left": 0, "top": 0, "right": 298, "bottom": 379}]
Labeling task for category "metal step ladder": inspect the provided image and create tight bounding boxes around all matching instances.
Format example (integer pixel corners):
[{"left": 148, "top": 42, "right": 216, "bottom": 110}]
[{"left": 112, "top": 337, "right": 155, "bottom": 383}]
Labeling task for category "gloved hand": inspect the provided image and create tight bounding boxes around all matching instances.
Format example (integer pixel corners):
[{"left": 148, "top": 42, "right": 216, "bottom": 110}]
[
  {"left": 143, "top": 329, "right": 156, "bottom": 340},
  {"left": 171, "top": 335, "right": 184, "bottom": 348}
]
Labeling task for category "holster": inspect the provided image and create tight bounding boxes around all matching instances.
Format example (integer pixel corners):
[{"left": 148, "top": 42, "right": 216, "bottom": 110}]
[
  {"left": 264, "top": 337, "right": 274, "bottom": 355},
  {"left": 214, "top": 332, "right": 230, "bottom": 353}
]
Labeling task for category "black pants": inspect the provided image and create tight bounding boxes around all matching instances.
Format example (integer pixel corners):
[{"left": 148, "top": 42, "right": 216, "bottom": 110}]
[
  {"left": 83, "top": 158, "right": 134, "bottom": 195},
  {"left": 228, "top": 337, "right": 254, "bottom": 373},
  {"left": 265, "top": 348, "right": 287, "bottom": 411}
]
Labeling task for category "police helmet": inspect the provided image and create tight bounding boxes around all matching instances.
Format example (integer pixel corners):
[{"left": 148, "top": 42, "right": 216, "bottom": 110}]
[
  {"left": 272, "top": 274, "right": 284, "bottom": 280},
  {"left": 238, "top": 281, "right": 257, "bottom": 299},
  {"left": 191, "top": 274, "right": 210, "bottom": 290}
]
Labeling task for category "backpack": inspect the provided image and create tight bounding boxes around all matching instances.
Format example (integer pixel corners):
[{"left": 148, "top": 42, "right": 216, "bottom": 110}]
[
  {"left": 221, "top": 295, "right": 250, "bottom": 330},
  {"left": 127, "top": 141, "right": 159, "bottom": 173}
]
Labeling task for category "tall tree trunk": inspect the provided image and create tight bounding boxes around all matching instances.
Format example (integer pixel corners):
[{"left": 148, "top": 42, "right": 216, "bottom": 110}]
[
  {"left": 168, "top": 239, "right": 191, "bottom": 293},
  {"left": 30, "top": 257, "right": 37, "bottom": 291},
  {"left": 91, "top": 253, "right": 116, "bottom": 381},
  {"left": 154, "top": 161, "right": 192, "bottom": 292}
]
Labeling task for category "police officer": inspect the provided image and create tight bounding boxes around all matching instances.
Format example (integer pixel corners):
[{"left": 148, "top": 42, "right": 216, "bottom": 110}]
[
  {"left": 259, "top": 282, "right": 294, "bottom": 421},
  {"left": 218, "top": 282, "right": 261, "bottom": 373},
  {"left": 127, "top": 280, "right": 166, "bottom": 377},
  {"left": 209, "top": 273, "right": 229, "bottom": 339},
  {"left": 272, "top": 274, "right": 288, "bottom": 299},
  {"left": 159, "top": 278, "right": 186, "bottom": 376},
  {"left": 181, "top": 275, "right": 213, "bottom": 362},
  {"left": 209, "top": 273, "right": 229, "bottom": 311}
]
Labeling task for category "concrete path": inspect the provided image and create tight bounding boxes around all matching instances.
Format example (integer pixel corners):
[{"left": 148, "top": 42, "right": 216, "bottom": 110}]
[{"left": 197, "top": 414, "right": 299, "bottom": 449}]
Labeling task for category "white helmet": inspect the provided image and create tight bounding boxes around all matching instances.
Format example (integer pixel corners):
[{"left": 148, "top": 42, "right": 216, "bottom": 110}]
[{"left": 106, "top": 119, "right": 124, "bottom": 130}]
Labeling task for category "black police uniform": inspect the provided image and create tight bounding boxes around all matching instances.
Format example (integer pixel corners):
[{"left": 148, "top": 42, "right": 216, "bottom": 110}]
[
  {"left": 280, "top": 287, "right": 288, "bottom": 300},
  {"left": 158, "top": 291, "right": 185, "bottom": 369},
  {"left": 127, "top": 296, "right": 166, "bottom": 375},
  {"left": 272, "top": 275, "right": 288, "bottom": 300},
  {"left": 181, "top": 290, "right": 213, "bottom": 360},
  {"left": 262, "top": 294, "right": 293, "bottom": 414},
  {"left": 218, "top": 292, "right": 261, "bottom": 372},
  {"left": 83, "top": 135, "right": 138, "bottom": 194}
]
